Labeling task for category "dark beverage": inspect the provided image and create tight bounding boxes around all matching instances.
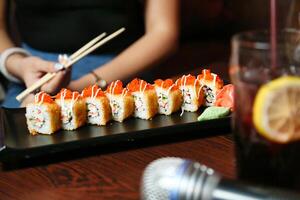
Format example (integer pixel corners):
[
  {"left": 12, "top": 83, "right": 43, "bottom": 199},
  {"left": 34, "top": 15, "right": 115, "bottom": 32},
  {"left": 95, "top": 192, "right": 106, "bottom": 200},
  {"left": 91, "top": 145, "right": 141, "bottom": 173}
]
[
  {"left": 230, "top": 27, "right": 300, "bottom": 190},
  {"left": 233, "top": 77, "right": 300, "bottom": 190}
]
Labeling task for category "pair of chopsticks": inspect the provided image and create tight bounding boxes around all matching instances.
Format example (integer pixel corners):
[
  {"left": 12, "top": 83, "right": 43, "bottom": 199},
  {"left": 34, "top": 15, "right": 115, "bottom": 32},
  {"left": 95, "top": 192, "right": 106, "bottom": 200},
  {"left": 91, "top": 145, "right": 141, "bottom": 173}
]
[{"left": 16, "top": 27, "right": 126, "bottom": 102}]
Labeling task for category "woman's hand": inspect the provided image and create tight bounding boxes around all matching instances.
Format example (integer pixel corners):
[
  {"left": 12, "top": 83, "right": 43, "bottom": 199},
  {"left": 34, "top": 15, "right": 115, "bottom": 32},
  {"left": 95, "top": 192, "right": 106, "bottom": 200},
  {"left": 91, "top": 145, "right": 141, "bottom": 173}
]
[
  {"left": 7, "top": 54, "right": 72, "bottom": 94},
  {"left": 20, "top": 93, "right": 34, "bottom": 108},
  {"left": 41, "top": 68, "right": 71, "bottom": 95},
  {"left": 68, "top": 73, "right": 95, "bottom": 92}
]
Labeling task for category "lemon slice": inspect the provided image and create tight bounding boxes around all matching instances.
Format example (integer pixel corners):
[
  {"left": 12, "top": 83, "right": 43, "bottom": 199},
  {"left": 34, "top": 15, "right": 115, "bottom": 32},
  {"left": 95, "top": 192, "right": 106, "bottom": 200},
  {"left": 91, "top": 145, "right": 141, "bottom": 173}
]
[{"left": 253, "top": 76, "right": 300, "bottom": 143}]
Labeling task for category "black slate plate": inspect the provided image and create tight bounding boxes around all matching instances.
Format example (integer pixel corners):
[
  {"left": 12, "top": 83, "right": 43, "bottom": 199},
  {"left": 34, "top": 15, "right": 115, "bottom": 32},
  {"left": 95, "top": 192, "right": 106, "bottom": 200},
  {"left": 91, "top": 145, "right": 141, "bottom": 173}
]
[{"left": 0, "top": 107, "right": 231, "bottom": 162}]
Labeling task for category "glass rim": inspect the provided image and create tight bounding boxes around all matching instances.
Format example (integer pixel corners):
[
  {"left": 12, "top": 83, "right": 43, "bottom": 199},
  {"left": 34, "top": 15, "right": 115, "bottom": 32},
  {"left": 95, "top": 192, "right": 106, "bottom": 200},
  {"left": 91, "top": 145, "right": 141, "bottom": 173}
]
[{"left": 232, "top": 28, "right": 300, "bottom": 50}]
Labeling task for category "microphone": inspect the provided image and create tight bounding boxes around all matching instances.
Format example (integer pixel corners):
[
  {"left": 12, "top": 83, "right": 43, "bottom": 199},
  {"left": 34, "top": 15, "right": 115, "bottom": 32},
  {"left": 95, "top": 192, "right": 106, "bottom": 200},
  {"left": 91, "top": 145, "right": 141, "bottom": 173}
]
[{"left": 141, "top": 157, "right": 300, "bottom": 200}]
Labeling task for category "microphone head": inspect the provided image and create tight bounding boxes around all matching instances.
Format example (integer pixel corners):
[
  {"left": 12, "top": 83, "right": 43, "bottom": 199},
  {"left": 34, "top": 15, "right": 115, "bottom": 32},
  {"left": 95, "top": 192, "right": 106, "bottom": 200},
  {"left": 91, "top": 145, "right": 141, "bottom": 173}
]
[{"left": 141, "top": 157, "right": 221, "bottom": 200}]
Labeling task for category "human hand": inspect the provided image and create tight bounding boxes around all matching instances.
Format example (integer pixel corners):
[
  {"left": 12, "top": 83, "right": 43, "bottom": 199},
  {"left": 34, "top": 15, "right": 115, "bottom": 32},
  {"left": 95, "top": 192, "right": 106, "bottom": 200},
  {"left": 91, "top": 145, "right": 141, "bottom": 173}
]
[
  {"left": 20, "top": 93, "right": 34, "bottom": 108},
  {"left": 41, "top": 68, "right": 71, "bottom": 95},
  {"left": 68, "top": 73, "right": 95, "bottom": 92},
  {"left": 8, "top": 55, "right": 71, "bottom": 95}
]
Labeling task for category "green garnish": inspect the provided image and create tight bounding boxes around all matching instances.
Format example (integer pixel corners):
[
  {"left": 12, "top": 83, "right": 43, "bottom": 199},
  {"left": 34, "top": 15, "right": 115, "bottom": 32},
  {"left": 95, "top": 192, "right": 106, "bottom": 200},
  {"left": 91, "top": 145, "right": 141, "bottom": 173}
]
[{"left": 197, "top": 106, "right": 230, "bottom": 121}]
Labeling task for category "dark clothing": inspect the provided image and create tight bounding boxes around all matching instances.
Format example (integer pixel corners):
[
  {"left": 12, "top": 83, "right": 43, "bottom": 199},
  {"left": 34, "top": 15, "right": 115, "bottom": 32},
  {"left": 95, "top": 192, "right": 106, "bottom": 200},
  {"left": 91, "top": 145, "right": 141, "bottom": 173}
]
[{"left": 14, "top": 0, "right": 144, "bottom": 54}]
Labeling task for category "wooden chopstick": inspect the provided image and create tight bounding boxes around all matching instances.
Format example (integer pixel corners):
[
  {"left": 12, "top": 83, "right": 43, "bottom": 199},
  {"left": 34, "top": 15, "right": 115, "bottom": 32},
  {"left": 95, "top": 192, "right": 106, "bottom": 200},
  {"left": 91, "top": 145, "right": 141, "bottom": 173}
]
[
  {"left": 66, "top": 27, "right": 125, "bottom": 68},
  {"left": 16, "top": 27, "right": 125, "bottom": 102},
  {"left": 69, "top": 33, "right": 106, "bottom": 61}
]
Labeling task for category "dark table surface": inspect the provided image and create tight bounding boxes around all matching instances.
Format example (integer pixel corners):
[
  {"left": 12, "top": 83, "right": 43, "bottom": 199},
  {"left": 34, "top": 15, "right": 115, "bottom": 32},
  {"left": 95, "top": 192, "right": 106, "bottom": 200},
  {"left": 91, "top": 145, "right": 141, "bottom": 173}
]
[
  {"left": 0, "top": 62, "right": 236, "bottom": 200},
  {"left": 0, "top": 132, "right": 235, "bottom": 200}
]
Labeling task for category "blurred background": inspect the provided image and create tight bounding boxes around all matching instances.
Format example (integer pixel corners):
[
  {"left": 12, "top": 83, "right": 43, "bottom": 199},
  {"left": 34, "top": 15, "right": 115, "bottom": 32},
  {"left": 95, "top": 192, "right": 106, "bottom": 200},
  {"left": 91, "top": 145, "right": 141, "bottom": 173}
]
[
  {"left": 152, "top": 0, "right": 294, "bottom": 81},
  {"left": 0, "top": 0, "right": 296, "bottom": 99}
]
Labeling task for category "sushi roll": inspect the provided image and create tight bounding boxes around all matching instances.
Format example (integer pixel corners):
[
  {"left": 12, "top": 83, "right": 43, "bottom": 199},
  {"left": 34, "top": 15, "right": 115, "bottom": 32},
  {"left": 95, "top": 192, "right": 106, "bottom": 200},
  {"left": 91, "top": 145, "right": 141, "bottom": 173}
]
[
  {"left": 197, "top": 69, "right": 224, "bottom": 106},
  {"left": 175, "top": 74, "right": 204, "bottom": 112},
  {"left": 106, "top": 80, "right": 134, "bottom": 122},
  {"left": 127, "top": 78, "right": 158, "bottom": 120},
  {"left": 154, "top": 79, "right": 182, "bottom": 115},
  {"left": 26, "top": 92, "right": 61, "bottom": 135},
  {"left": 55, "top": 89, "right": 86, "bottom": 130},
  {"left": 82, "top": 84, "right": 111, "bottom": 125}
]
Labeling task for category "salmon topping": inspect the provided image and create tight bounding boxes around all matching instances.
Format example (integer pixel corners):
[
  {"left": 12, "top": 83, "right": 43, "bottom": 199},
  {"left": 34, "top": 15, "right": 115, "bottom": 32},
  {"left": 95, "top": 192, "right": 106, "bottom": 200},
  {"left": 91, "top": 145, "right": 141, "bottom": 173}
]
[
  {"left": 56, "top": 88, "right": 81, "bottom": 99},
  {"left": 154, "top": 79, "right": 178, "bottom": 91},
  {"left": 82, "top": 84, "right": 105, "bottom": 98},
  {"left": 175, "top": 74, "right": 199, "bottom": 86},
  {"left": 34, "top": 92, "right": 54, "bottom": 103},
  {"left": 197, "top": 69, "right": 223, "bottom": 84},
  {"left": 127, "top": 78, "right": 154, "bottom": 92},
  {"left": 106, "top": 80, "right": 129, "bottom": 95}
]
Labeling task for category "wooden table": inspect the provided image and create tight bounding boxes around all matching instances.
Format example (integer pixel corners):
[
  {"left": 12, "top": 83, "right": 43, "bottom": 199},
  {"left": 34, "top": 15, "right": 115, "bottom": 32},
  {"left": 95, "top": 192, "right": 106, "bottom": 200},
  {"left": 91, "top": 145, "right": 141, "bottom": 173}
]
[{"left": 0, "top": 133, "right": 235, "bottom": 200}]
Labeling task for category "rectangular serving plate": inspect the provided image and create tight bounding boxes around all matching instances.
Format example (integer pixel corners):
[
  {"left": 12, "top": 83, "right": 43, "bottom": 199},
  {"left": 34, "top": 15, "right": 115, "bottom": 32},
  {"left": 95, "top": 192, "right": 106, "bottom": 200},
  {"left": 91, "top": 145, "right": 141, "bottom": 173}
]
[{"left": 0, "top": 107, "right": 231, "bottom": 161}]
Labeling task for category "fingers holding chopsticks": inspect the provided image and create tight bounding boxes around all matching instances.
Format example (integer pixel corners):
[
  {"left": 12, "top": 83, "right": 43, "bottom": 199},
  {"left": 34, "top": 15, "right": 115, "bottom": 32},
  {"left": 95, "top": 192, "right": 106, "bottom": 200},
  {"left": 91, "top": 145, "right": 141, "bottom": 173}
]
[
  {"left": 29, "top": 54, "right": 72, "bottom": 95},
  {"left": 20, "top": 56, "right": 61, "bottom": 88},
  {"left": 19, "top": 65, "right": 71, "bottom": 107},
  {"left": 19, "top": 54, "right": 71, "bottom": 92},
  {"left": 41, "top": 67, "right": 71, "bottom": 95},
  {"left": 16, "top": 28, "right": 125, "bottom": 102}
]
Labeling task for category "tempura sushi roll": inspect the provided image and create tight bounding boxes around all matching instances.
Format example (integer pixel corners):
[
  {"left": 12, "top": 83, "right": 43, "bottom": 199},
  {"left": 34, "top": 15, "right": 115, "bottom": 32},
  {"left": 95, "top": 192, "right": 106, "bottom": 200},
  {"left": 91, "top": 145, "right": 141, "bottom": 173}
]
[
  {"left": 175, "top": 74, "right": 204, "bottom": 112},
  {"left": 154, "top": 79, "right": 182, "bottom": 115},
  {"left": 127, "top": 78, "right": 158, "bottom": 120},
  {"left": 106, "top": 80, "right": 134, "bottom": 122},
  {"left": 26, "top": 92, "right": 61, "bottom": 135},
  {"left": 82, "top": 84, "right": 111, "bottom": 125},
  {"left": 197, "top": 69, "right": 223, "bottom": 106},
  {"left": 55, "top": 89, "right": 86, "bottom": 130}
]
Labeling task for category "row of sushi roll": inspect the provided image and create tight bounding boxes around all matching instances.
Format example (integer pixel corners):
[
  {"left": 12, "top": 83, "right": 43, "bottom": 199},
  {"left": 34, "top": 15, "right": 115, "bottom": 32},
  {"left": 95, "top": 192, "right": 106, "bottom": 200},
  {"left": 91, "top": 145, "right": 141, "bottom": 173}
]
[{"left": 25, "top": 69, "right": 233, "bottom": 135}]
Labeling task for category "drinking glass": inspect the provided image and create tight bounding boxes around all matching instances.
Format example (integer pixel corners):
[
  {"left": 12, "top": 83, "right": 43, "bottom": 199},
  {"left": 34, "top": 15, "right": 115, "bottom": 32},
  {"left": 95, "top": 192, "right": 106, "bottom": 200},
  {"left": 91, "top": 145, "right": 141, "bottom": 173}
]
[{"left": 229, "top": 29, "right": 300, "bottom": 190}]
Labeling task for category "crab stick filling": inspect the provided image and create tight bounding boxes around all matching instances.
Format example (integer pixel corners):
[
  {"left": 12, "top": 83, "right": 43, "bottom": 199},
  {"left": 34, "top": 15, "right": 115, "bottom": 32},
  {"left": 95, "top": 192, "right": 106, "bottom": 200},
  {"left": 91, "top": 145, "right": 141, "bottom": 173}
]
[
  {"left": 56, "top": 89, "right": 80, "bottom": 124},
  {"left": 197, "top": 69, "right": 223, "bottom": 105},
  {"left": 28, "top": 92, "right": 54, "bottom": 128},
  {"left": 154, "top": 79, "right": 178, "bottom": 112},
  {"left": 82, "top": 85, "right": 106, "bottom": 118},
  {"left": 175, "top": 74, "right": 201, "bottom": 107},
  {"left": 127, "top": 78, "right": 154, "bottom": 112},
  {"left": 106, "top": 80, "right": 129, "bottom": 117}
]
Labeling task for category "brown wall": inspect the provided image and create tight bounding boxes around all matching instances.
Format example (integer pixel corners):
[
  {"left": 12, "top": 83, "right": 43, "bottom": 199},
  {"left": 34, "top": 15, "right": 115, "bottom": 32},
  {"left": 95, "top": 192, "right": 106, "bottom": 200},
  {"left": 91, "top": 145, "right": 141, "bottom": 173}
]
[
  {"left": 156, "top": 0, "right": 297, "bottom": 79},
  {"left": 181, "top": 0, "right": 295, "bottom": 40}
]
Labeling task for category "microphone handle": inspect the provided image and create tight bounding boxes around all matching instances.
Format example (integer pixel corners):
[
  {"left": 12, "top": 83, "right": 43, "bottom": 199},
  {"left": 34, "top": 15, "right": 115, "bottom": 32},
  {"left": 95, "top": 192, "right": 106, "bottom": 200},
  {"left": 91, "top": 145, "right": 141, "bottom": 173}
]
[{"left": 211, "top": 179, "right": 300, "bottom": 200}]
